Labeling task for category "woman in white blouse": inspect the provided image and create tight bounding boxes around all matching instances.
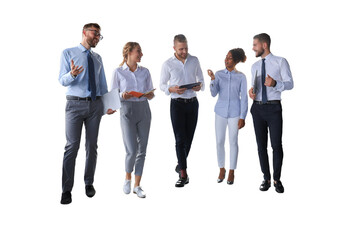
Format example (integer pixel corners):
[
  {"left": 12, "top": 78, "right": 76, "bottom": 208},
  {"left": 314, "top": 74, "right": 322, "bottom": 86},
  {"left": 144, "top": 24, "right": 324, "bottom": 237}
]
[
  {"left": 110, "top": 42, "right": 154, "bottom": 198},
  {"left": 207, "top": 48, "right": 248, "bottom": 185}
]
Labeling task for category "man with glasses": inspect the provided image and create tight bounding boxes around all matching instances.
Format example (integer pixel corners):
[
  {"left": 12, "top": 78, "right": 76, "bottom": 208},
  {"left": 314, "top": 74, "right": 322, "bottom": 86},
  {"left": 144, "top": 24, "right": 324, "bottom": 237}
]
[{"left": 58, "top": 23, "right": 111, "bottom": 204}]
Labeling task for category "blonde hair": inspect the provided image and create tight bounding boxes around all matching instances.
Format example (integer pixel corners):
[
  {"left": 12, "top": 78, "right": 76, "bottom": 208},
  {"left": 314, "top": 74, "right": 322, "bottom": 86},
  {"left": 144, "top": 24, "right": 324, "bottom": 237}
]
[{"left": 120, "top": 42, "right": 140, "bottom": 66}]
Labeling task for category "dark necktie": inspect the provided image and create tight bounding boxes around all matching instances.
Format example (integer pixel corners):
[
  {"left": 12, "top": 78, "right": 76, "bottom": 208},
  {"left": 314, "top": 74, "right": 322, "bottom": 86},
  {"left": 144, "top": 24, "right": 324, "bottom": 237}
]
[
  {"left": 261, "top": 58, "right": 267, "bottom": 103},
  {"left": 87, "top": 50, "right": 97, "bottom": 101}
]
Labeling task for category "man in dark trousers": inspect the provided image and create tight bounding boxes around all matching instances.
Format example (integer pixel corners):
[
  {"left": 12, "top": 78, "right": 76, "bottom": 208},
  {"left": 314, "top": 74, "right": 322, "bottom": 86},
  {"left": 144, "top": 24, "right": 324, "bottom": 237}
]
[
  {"left": 249, "top": 33, "right": 294, "bottom": 193},
  {"left": 160, "top": 34, "right": 204, "bottom": 187}
]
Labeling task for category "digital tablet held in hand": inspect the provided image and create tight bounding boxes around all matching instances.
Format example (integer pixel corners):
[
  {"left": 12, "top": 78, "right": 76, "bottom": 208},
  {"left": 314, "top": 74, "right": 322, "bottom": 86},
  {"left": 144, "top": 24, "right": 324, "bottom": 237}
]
[{"left": 179, "top": 82, "right": 201, "bottom": 89}]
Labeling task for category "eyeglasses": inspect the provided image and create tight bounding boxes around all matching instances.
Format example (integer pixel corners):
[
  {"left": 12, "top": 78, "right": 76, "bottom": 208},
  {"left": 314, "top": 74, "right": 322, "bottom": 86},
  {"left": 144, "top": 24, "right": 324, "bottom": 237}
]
[{"left": 86, "top": 29, "right": 103, "bottom": 40}]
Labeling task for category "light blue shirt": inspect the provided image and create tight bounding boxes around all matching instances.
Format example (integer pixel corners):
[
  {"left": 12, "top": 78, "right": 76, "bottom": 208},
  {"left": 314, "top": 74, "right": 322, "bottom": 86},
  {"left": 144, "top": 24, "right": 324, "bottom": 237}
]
[
  {"left": 160, "top": 54, "right": 204, "bottom": 99},
  {"left": 210, "top": 69, "right": 248, "bottom": 119},
  {"left": 58, "top": 44, "right": 108, "bottom": 97},
  {"left": 251, "top": 53, "right": 294, "bottom": 101},
  {"left": 111, "top": 64, "right": 154, "bottom": 102}
]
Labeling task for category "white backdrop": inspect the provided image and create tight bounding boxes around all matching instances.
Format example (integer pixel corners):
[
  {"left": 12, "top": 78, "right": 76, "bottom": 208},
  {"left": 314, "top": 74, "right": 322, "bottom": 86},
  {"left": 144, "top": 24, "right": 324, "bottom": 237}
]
[{"left": 1, "top": 0, "right": 359, "bottom": 239}]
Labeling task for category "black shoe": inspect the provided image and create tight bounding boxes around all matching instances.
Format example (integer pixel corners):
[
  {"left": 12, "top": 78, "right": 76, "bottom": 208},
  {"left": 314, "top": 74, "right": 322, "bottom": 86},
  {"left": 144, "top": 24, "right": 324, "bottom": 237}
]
[
  {"left": 85, "top": 185, "right": 96, "bottom": 198},
  {"left": 60, "top": 191, "right": 72, "bottom": 204},
  {"left": 274, "top": 181, "right": 284, "bottom": 193},
  {"left": 259, "top": 180, "right": 271, "bottom": 191},
  {"left": 175, "top": 176, "right": 189, "bottom": 187}
]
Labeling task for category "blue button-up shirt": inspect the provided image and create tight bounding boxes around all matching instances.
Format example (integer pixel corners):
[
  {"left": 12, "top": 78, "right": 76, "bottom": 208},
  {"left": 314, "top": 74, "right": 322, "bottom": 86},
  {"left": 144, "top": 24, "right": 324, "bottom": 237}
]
[
  {"left": 210, "top": 69, "right": 248, "bottom": 119},
  {"left": 251, "top": 53, "right": 294, "bottom": 101},
  {"left": 111, "top": 63, "right": 154, "bottom": 102},
  {"left": 58, "top": 44, "right": 108, "bottom": 97}
]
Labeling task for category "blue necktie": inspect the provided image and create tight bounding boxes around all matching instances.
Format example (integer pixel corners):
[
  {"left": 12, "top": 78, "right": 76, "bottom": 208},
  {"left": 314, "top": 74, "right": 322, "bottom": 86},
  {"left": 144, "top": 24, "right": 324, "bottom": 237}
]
[
  {"left": 261, "top": 58, "right": 267, "bottom": 103},
  {"left": 87, "top": 50, "right": 97, "bottom": 101}
]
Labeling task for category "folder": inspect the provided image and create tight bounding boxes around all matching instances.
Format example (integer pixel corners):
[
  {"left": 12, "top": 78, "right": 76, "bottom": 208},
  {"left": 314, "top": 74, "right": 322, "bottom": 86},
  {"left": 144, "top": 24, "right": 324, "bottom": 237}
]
[
  {"left": 101, "top": 88, "right": 121, "bottom": 115},
  {"left": 129, "top": 88, "right": 156, "bottom": 98}
]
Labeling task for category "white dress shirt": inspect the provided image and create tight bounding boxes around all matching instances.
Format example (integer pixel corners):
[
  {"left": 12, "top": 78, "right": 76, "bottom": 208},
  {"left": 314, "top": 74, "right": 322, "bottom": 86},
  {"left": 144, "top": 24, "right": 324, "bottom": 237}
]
[
  {"left": 251, "top": 53, "right": 294, "bottom": 101},
  {"left": 111, "top": 63, "right": 153, "bottom": 102},
  {"left": 160, "top": 54, "right": 205, "bottom": 99}
]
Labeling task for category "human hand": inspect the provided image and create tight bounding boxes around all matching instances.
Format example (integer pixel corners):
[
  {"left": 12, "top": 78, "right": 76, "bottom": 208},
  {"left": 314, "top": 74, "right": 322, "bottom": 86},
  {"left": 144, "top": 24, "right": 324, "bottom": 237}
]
[
  {"left": 249, "top": 87, "right": 256, "bottom": 100},
  {"left": 122, "top": 91, "right": 134, "bottom": 100},
  {"left": 192, "top": 84, "right": 201, "bottom": 91},
  {"left": 264, "top": 74, "right": 276, "bottom": 87},
  {"left": 70, "top": 59, "right": 84, "bottom": 77},
  {"left": 144, "top": 91, "right": 154, "bottom": 100},
  {"left": 238, "top": 119, "right": 245, "bottom": 129},
  {"left": 106, "top": 109, "right": 116, "bottom": 115},
  {"left": 169, "top": 86, "right": 186, "bottom": 95},
  {"left": 207, "top": 69, "right": 215, "bottom": 80}
]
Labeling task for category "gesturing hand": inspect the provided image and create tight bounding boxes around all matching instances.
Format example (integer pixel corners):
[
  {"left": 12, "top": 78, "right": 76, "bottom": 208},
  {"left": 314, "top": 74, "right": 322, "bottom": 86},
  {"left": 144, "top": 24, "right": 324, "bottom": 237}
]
[
  {"left": 207, "top": 69, "right": 215, "bottom": 80},
  {"left": 70, "top": 59, "right": 84, "bottom": 77},
  {"left": 264, "top": 74, "right": 276, "bottom": 87}
]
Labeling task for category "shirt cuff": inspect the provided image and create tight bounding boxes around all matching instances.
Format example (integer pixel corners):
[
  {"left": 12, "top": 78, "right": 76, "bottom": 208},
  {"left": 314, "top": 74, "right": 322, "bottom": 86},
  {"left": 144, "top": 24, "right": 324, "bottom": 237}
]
[{"left": 273, "top": 80, "right": 284, "bottom": 91}]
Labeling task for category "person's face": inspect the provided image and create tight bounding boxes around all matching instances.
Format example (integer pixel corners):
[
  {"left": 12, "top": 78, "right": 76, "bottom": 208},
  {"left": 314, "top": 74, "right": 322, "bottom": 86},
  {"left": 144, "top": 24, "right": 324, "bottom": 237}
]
[
  {"left": 252, "top": 38, "right": 265, "bottom": 57},
  {"left": 83, "top": 27, "right": 101, "bottom": 48},
  {"left": 128, "top": 46, "right": 143, "bottom": 63},
  {"left": 225, "top": 51, "right": 236, "bottom": 69},
  {"left": 173, "top": 41, "right": 188, "bottom": 60}
]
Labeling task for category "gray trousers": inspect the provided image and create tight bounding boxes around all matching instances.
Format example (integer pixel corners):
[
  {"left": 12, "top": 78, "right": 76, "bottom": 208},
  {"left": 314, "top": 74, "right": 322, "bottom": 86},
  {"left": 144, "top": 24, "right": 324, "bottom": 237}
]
[
  {"left": 62, "top": 98, "right": 103, "bottom": 192},
  {"left": 120, "top": 100, "right": 151, "bottom": 176}
]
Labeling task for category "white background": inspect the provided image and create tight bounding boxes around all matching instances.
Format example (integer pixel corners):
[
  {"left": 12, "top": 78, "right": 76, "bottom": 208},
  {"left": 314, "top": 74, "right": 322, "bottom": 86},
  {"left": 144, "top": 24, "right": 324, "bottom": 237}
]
[{"left": 1, "top": 0, "right": 359, "bottom": 239}]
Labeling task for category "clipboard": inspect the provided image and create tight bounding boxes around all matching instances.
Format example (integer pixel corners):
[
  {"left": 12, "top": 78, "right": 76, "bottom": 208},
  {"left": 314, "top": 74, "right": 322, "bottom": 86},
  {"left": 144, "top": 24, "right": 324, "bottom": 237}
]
[
  {"left": 252, "top": 70, "right": 258, "bottom": 94},
  {"left": 179, "top": 82, "right": 201, "bottom": 89}
]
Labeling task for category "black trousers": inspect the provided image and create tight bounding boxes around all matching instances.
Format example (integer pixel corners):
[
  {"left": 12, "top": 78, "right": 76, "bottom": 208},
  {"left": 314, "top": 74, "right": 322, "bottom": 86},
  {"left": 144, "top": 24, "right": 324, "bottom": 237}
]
[
  {"left": 170, "top": 98, "right": 199, "bottom": 170},
  {"left": 250, "top": 102, "right": 283, "bottom": 181}
]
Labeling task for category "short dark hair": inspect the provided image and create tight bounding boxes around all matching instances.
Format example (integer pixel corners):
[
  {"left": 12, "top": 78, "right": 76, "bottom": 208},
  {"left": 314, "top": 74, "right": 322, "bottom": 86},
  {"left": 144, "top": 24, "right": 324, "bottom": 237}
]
[
  {"left": 254, "top": 33, "right": 271, "bottom": 48},
  {"left": 229, "top": 48, "right": 246, "bottom": 64},
  {"left": 83, "top": 23, "right": 101, "bottom": 30},
  {"left": 174, "top": 34, "right": 187, "bottom": 44}
]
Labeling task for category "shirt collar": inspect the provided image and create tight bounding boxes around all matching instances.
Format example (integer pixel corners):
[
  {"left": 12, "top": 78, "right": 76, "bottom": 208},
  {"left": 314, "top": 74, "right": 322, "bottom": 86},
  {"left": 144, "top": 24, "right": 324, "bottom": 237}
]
[
  {"left": 121, "top": 63, "right": 139, "bottom": 72},
  {"left": 224, "top": 68, "right": 237, "bottom": 74},
  {"left": 78, "top": 43, "right": 92, "bottom": 53},
  {"left": 172, "top": 53, "right": 191, "bottom": 63},
  {"left": 262, "top": 53, "right": 273, "bottom": 61}
]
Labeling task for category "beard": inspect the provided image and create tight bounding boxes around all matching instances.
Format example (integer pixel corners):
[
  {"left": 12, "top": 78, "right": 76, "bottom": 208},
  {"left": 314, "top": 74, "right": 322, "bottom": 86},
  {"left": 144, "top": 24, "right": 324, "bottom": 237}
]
[
  {"left": 87, "top": 38, "right": 98, "bottom": 48},
  {"left": 256, "top": 48, "right": 264, "bottom": 57}
]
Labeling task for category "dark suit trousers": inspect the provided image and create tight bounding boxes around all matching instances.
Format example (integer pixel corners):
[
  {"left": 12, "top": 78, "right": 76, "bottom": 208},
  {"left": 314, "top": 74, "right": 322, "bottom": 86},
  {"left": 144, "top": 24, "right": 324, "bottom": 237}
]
[
  {"left": 170, "top": 98, "right": 199, "bottom": 170},
  {"left": 250, "top": 102, "right": 283, "bottom": 181}
]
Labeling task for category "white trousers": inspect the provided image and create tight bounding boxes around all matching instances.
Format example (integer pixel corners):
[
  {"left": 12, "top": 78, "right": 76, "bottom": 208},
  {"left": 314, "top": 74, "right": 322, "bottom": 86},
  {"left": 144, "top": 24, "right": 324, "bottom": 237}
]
[{"left": 215, "top": 114, "right": 239, "bottom": 170}]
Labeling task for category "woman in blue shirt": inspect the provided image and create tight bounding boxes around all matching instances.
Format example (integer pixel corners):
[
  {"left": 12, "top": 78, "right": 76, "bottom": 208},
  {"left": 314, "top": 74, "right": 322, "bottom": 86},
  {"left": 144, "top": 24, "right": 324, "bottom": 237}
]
[
  {"left": 110, "top": 42, "right": 154, "bottom": 198},
  {"left": 208, "top": 48, "right": 248, "bottom": 184}
]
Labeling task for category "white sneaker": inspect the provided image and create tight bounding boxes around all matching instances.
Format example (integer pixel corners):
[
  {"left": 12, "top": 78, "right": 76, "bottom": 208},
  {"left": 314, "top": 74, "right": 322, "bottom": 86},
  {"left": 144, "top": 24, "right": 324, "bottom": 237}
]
[
  {"left": 123, "top": 179, "right": 131, "bottom": 194},
  {"left": 133, "top": 186, "right": 146, "bottom": 198}
]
